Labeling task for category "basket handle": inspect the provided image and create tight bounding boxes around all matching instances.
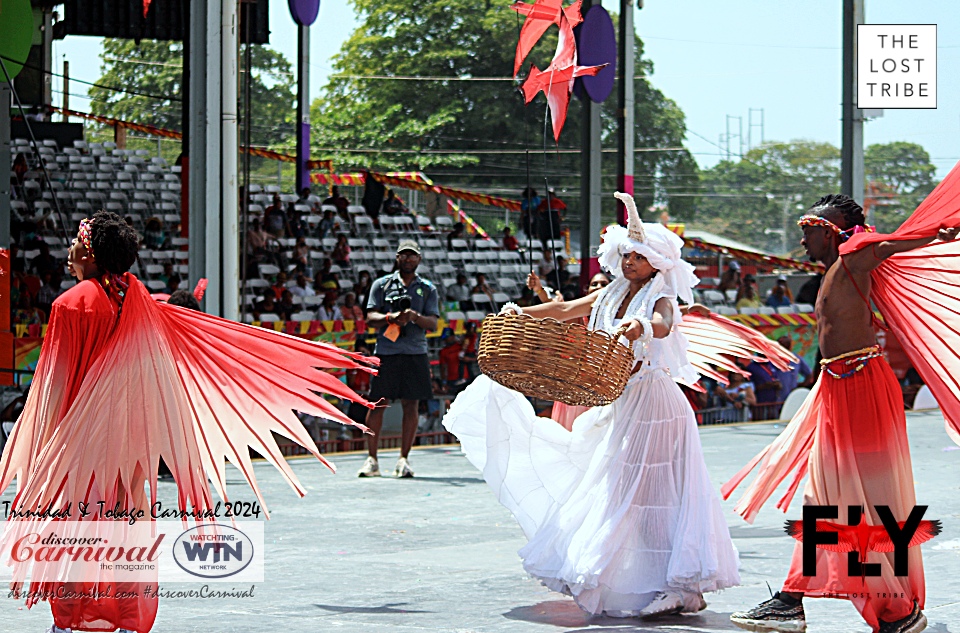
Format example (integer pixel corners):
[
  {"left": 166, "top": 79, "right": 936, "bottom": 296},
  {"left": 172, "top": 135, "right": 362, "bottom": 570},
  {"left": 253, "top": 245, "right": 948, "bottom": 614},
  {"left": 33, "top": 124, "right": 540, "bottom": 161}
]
[{"left": 614, "top": 322, "right": 632, "bottom": 340}]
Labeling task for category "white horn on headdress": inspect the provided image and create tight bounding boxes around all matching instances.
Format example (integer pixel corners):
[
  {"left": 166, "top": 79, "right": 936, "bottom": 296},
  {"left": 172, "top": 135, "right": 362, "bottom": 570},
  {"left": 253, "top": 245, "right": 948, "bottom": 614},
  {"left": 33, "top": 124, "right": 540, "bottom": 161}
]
[{"left": 614, "top": 191, "right": 645, "bottom": 243}]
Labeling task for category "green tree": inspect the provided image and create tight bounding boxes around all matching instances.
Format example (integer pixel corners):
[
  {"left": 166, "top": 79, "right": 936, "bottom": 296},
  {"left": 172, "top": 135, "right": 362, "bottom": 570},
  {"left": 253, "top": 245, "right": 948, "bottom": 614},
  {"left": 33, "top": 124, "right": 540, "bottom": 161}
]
[
  {"left": 696, "top": 141, "right": 840, "bottom": 253},
  {"left": 89, "top": 39, "right": 296, "bottom": 147},
  {"left": 865, "top": 141, "right": 937, "bottom": 233},
  {"left": 312, "top": 0, "right": 697, "bottom": 222}
]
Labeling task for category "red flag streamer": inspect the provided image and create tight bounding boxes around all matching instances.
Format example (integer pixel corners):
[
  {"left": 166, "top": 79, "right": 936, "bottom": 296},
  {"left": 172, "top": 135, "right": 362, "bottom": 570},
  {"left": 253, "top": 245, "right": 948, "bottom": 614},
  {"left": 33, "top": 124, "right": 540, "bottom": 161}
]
[{"left": 683, "top": 237, "right": 824, "bottom": 274}]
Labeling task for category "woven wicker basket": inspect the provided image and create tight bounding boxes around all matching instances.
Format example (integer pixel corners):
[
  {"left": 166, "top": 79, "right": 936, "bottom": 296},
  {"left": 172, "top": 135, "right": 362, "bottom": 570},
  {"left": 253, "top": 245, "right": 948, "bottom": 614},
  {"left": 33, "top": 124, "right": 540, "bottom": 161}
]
[{"left": 477, "top": 313, "right": 635, "bottom": 407}]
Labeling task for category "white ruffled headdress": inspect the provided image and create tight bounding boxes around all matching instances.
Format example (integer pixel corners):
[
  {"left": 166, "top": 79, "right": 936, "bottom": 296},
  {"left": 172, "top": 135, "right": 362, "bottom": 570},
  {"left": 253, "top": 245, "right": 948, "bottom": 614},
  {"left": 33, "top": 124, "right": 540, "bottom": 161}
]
[{"left": 596, "top": 192, "right": 699, "bottom": 305}]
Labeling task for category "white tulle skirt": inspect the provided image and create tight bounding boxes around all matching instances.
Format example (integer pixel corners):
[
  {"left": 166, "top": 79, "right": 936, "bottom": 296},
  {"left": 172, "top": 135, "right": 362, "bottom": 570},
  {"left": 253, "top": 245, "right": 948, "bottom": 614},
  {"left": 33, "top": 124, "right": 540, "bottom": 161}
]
[{"left": 442, "top": 371, "right": 740, "bottom": 616}]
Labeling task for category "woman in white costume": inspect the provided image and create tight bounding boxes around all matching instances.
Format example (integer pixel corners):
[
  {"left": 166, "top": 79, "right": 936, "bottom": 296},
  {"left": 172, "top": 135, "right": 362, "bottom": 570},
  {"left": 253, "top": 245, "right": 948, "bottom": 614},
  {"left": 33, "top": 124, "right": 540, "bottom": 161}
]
[{"left": 442, "top": 192, "right": 740, "bottom": 619}]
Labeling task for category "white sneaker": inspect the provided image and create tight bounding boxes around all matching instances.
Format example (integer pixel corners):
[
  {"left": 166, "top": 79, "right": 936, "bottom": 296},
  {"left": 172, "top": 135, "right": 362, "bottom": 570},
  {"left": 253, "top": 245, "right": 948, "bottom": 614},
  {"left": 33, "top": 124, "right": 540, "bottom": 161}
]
[
  {"left": 357, "top": 456, "right": 380, "bottom": 477},
  {"left": 44, "top": 627, "right": 71, "bottom": 633},
  {"left": 393, "top": 457, "right": 414, "bottom": 478},
  {"left": 640, "top": 591, "right": 684, "bottom": 619}
]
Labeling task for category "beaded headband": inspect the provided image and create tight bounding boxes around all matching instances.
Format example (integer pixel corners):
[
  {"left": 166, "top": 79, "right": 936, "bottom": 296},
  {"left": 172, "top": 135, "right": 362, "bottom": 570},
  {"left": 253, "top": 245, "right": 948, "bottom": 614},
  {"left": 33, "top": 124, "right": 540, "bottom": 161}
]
[
  {"left": 78, "top": 218, "right": 95, "bottom": 259},
  {"left": 797, "top": 215, "right": 875, "bottom": 242}
]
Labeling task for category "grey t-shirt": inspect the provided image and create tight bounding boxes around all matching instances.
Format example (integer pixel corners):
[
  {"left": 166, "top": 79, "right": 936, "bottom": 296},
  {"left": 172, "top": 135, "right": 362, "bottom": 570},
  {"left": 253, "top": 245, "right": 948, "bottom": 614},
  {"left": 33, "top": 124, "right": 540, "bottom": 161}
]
[{"left": 367, "top": 272, "right": 439, "bottom": 356}]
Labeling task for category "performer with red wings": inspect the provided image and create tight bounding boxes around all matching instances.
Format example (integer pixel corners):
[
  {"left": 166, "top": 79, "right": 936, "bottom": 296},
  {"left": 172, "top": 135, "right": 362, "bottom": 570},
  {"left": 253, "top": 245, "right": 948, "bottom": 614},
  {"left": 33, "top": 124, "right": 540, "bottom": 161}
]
[
  {"left": 0, "top": 212, "right": 376, "bottom": 633},
  {"left": 722, "top": 178, "right": 960, "bottom": 633}
]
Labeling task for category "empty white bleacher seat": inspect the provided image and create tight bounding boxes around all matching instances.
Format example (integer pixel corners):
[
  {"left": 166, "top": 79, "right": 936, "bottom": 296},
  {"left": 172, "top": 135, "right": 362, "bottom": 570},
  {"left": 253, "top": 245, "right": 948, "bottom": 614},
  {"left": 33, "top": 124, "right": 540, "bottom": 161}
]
[
  {"left": 794, "top": 303, "right": 814, "bottom": 313},
  {"left": 290, "top": 311, "right": 316, "bottom": 322},
  {"left": 258, "top": 264, "right": 281, "bottom": 277},
  {"left": 738, "top": 307, "right": 759, "bottom": 315},
  {"left": 701, "top": 290, "right": 725, "bottom": 305},
  {"left": 716, "top": 306, "right": 738, "bottom": 316},
  {"left": 465, "top": 310, "right": 488, "bottom": 321}
]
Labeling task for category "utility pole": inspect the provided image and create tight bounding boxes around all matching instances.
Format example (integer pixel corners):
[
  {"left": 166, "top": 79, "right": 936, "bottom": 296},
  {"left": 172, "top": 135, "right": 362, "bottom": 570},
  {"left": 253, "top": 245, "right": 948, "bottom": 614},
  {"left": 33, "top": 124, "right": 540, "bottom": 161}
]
[
  {"left": 296, "top": 24, "right": 310, "bottom": 193},
  {"left": 580, "top": 0, "right": 603, "bottom": 290},
  {"left": 841, "top": 0, "right": 865, "bottom": 204},
  {"left": 62, "top": 61, "right": 69, "bottom": 121},
  {"left": 615, "top": 0, "right": 636, "bottom": 224}
]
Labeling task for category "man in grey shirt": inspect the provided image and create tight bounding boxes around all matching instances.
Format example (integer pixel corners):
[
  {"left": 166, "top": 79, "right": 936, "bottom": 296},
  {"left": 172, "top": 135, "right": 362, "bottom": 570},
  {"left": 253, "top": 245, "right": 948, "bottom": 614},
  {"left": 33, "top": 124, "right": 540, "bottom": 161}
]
[{"left": 360, "top": 240, "right": 439, "bottom": 478}]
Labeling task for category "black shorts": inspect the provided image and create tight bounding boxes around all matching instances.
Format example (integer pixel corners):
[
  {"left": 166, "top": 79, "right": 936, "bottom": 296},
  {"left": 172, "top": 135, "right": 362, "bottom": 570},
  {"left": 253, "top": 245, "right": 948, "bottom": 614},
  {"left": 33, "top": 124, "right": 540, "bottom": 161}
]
[{"left": 369, "top": 354, "right": 433, "bottom": 402}]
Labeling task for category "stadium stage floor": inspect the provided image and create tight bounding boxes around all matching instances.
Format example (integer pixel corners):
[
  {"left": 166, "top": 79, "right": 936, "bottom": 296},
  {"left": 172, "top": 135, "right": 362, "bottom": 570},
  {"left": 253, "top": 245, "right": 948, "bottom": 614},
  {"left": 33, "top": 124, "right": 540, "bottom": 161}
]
[{"left": 1, "top": 410, "right": 958, "bottom": 633}]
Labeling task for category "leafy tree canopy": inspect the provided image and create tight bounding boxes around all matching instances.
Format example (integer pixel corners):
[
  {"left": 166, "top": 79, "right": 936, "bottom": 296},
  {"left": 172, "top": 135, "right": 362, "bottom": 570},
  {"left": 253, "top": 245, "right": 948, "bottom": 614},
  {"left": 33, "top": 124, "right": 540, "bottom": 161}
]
[
  {"left": 312, "top": 0, "right": 698, "bottom": 221},
  {"left": 90, "top": 39, "right": 296, "bottom": 147}
]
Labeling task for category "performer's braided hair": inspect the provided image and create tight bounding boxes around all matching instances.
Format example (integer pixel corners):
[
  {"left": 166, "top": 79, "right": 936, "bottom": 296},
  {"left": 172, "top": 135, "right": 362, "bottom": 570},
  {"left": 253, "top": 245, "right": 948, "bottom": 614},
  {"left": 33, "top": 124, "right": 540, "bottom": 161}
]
[
  {"left": 809, "top": 194, "right": 865, "bottom": 231},
  {"left": 89, "top": 210, "right": 140, "bottom": 275}
]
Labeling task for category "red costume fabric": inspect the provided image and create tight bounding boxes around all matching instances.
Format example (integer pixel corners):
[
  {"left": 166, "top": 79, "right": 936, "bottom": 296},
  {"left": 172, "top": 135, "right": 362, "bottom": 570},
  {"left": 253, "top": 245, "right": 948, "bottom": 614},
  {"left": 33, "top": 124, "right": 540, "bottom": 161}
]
[
  {"left": 0, "top": 275, "right": 375, "bottom": 632},
  {"left": 722, "top": 161, "right": 960, "bottom": 631}
]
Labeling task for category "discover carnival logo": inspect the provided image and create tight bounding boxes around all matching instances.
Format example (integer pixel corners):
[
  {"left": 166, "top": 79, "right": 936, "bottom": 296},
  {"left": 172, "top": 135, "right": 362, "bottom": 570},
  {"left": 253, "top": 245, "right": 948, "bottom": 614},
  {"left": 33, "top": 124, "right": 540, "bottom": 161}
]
[{"left": 173, "top": 525, "right": 255, "bottom": 579}]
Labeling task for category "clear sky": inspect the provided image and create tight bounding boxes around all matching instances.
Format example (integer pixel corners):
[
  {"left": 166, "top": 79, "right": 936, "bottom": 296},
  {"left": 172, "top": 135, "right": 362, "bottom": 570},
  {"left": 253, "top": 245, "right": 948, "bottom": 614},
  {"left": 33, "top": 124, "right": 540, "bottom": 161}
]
[{"left": 54, "top": 0, "right": 960, "bottom": 178}]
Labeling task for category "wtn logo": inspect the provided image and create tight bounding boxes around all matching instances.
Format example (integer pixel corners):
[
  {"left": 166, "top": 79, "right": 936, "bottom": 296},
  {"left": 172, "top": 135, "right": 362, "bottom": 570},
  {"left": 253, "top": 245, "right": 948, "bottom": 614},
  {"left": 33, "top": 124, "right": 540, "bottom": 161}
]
[
  {"left": 181, "top": 541, "right": 243, "bottom": 564},
  {"left": 784, "top": 505, "right": 941, "bottom": 578},
  {"left": 173, "top": 525, "right": 255, "bottom": 579}
]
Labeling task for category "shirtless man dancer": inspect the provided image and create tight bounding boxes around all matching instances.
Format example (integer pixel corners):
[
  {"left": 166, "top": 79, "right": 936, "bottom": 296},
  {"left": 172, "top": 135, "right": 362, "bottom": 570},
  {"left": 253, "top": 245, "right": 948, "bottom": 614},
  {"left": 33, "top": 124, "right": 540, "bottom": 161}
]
[{"left": 727, "top": 194, "right": 958, "bottom": 633}]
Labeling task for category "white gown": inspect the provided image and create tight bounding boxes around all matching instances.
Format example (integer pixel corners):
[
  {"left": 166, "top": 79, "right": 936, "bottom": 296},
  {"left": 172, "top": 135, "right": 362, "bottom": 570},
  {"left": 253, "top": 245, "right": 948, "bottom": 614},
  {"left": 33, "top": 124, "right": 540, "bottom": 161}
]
[{"left": 442, "top": 304, "right": 740, "bottom": 616}]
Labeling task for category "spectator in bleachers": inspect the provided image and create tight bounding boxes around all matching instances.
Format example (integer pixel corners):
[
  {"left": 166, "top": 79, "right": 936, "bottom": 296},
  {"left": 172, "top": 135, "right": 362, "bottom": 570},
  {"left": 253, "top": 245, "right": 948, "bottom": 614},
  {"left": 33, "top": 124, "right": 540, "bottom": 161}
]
[
  {"left": 341, "top": 292, "right": 364, "bottom": 321},
  {"left": 297, "top": 187, "right": 316, "bottom": 211},
  {"left": 29, "top": 243, "right": 58, "bottom": 277},
  {"left": 322, "top": 186, "right": 350, "bottom": 221},
  {"left": 718, "top": 260, "right": 741, "bottom": 293},
  {"left": 519, "top": 187, "right": 540, "bottom": 238},
  {"left": 446, "top": 272, "right": 471, "bottom": 307},
  {"left": 555, "top": 257, "right": 570, "bottom": 286},
  {"left": 12, "top": 153, "right": 28, "bottom": 188},
  {"left": 774, "top": 336, "right": 812, "bottom": 402},
  {"left": 447, "top": 222, "right": 465, "bottom": 251},
  {"left": 502, "top": 226, "right": 519, "bottom": 252},
  {"left": 735, "top": 274, "right": 761, "bottom": 309},
  {"left": 587, "top": 271, "right": 611, "bottom": 294},
  {"left": 290, "top": 273, "right": 315, "bottom": 298},
  {"left": 165, "top": 274, "right": 182, "bottom": 295},
  {"left": 14, "top": 294, "right": 45, "bottom": 326},
  {"left": 158, "top": 262, "right": 174, "bottom": 286},
  {"left": 318, "top": 208, "right": 338, "bottom": 240},
  {"left": 270, "top": 271, "right": 288, "bottom": 301},
  {"left": 460, "top": 322, "right": 479, "bottom": 383},
  {"left": 470, "top": 272, "right": 495, "bottom": 310},
  {"left": 292, "top": 236, "right": 311, "bottom": 275},
  {"left": 795, "top": 273, "right": 822, "bottom": 305},
  {"left": 167, "top": 288, "right": 201, "bottom": 312},
  {"left": 354, "top": 270, "right": 372, "bottom": 313},
  {"left": 438, "top": 333, "right": 465, "bottom": 393},
  {"left": 286, "top": 203, "right": 308, "bottom": 239},
  {"left": 36, "top": 271, "right": 62, "bottom": 315},
  {"left": 317, "top": 290, "right": 343, "bottom": 321},
  {"left": 381, "top": 189, "right": 409, "bottom": 216},
  {"left": 561, "top": 275, "right": 580, "bottom": 301},
  {"left": 536, "top": 188, "right": 564, "bottom": 243},
  {"left": 143, "top": 217, "right": 168, "bottom": 250},
  {"left": 277, "top": 290, "right": 297, "bottom": 321},
  {"left": 264, "top": 194, "right": 289, "bottom": 238},
  {"left": 253, "top": 295, "right": 279, "bottom": 320},
  {"left": 538, "top": 248, "right": 555, "bottom": 279},
  {"left": 332, "top": 235, "right": 351, "bottom": 267},
  {"left": 315, "top": 258, "right": 338, "bottom": 287},
  {"left": 772, "top": 274, "right": 794, "bottom": 301},
  {"left": 715, "top": 370, "right": 756, "bottom": 422},
  {"left": 765, "top": 282, "right": 792, "bottom": 308},
  {"left": 740, "top": 352, "right": 781, "bottom": 420}
]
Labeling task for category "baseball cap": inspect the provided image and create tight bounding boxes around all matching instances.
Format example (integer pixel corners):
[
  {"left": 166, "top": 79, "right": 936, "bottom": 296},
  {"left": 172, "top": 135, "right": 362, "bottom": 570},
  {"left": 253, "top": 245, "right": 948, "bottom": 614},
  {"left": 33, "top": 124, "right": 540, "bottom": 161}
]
[
  {"left": 396, "top": 239, "right": 421, "bottom": 255},
  {"left": 778, "top": 274, "right": 788, "bottom": 281},
  {"left": 728, "top": 261, "right": 741, "bottom": 271},
  {"left": 743, "top": 274, "right": 756, "bottom": 283}
]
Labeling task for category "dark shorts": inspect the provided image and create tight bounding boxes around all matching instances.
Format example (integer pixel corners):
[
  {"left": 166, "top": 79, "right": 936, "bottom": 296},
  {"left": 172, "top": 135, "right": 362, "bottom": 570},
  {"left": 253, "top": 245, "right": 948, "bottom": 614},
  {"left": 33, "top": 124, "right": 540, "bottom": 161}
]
[{"left": 369, "top": 354, "right": 433, "bottom": 402}]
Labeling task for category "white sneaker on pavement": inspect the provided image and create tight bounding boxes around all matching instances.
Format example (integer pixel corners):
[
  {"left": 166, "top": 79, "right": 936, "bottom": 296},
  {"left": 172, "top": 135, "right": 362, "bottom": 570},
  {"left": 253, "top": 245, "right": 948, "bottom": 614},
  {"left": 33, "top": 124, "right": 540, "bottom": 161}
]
[
  {"left": 44, "top": 626, "right": 71, "bottom": 633},
  {"left": 357, "top": 456, "right": 380, "bottom": 477},
  {"left": 393, "top": 457, "right": 414, "bottom": 478},
  {"left": 640, "top": 591, "right": 684, "bottom": 619}
]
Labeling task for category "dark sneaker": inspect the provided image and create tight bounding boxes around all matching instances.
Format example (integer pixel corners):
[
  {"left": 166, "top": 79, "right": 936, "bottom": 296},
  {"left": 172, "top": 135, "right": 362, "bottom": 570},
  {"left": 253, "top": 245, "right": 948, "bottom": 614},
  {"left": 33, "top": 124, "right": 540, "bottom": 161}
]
[
  {"left": 730, "top": 592, "right": 806, "bottom": 632},
  {"left": 878, "top": 602, "right": 926, "bottom": 633}
]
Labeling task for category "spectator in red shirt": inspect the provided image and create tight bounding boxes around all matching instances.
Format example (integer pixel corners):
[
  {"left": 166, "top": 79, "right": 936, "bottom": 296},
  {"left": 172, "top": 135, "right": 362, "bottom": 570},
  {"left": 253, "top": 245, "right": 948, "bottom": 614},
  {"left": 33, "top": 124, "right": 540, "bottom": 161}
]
[
  {"left": 502, "top": 226, "right": 519, "bottom": 251},
  {"left": 438, "top": 333, "right": 465, "bottom": 391}
]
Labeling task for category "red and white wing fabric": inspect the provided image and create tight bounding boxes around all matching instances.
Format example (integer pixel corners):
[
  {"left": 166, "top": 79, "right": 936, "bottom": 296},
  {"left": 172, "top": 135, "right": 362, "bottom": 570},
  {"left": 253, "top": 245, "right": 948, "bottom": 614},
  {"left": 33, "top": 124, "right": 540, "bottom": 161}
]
[
  {"left": 511, "top": 0, "right": 583, "bottom": 76},
  {"left": 6, "top": 277, "right": 377, "bottom": 518},
  {"left": 679, "top": 312, "right": 796, "bottom": 386},
  {"left": 840, "top": 160, "right": 960, "bottom": 445}
]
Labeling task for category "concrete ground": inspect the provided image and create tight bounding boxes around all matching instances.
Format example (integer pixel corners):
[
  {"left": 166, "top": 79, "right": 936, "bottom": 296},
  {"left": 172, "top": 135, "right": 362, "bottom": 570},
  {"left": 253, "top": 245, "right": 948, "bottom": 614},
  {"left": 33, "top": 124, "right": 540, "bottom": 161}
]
[{"left": 1, "top": 409, "right": 958, "bottom": 633}]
